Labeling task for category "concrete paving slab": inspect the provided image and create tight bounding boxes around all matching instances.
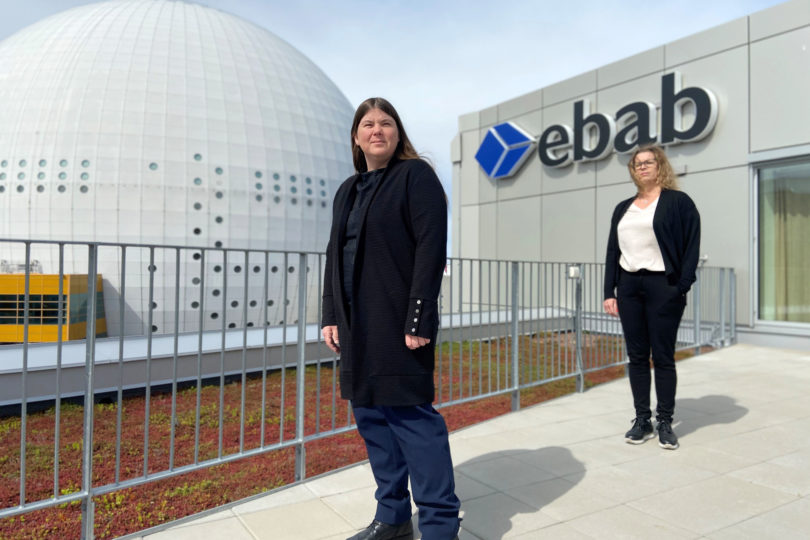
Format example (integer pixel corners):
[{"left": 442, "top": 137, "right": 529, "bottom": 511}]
[
  {"left": 142, "top": 516, "right": 255, "bottom": 540},
  {"left": 705, "top": 496, "right": 810, "bottom": 539},
  {"left": 238, "top": 498, "right": 355, "bottom": 540},
  {"left": 627, "top": 475, "right": 797, "bottom": 535},
  {"left": 567, "top": 503, "right": 699, "bottom": 539}
]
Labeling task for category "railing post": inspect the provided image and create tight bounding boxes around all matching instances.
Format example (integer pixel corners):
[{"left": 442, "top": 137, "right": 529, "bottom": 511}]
[
  {"left": 510, "top": 262, "right": 520, "bottom": 411},
  {"left": 81, "top": 244, "right": 98, "bottom": 540},
  {"left": 693, "top": 268, "right": 701, "bottom": 355},
  {"left": 294, "top": 253, "right": 307, "bottom": 482},
  {"left": 570, "top": 265, "right": 584, "bottom": 393},
  {"left": 718, "top": 269, "right": 726, "bottom": 346},
  {"left": 730, "top": 270, "right": 737, "bottom": 344}
]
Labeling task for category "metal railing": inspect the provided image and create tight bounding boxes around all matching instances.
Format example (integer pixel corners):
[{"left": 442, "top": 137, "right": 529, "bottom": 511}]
[{"left": 0, "top": 239, "right": 736, "bottom": 539}]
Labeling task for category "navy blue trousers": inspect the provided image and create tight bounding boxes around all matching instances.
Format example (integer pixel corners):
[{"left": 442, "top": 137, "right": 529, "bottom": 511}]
[
  {"left": 617, "top": 270, "right": 686, "bottom": 423},
  {"left": 352, "top": 403, "right": 461, "bottom": 540}
]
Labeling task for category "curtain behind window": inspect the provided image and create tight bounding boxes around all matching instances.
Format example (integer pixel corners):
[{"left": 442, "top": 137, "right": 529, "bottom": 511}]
[{"left": 759, "top": 161, "right": 810, "bottom": 323}]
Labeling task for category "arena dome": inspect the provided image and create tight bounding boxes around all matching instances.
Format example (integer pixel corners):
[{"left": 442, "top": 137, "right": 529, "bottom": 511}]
[{"left": 0, "top": 0, "right": 355, "bottom": 335}]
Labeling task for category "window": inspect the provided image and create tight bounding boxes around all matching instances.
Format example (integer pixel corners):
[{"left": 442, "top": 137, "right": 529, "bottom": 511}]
[{"left": 758, "top": 159, "right": 810, "bottom": 323}]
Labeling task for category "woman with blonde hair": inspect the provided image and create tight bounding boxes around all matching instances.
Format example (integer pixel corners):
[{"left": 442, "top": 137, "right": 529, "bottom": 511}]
[{"left": 603, "top": 145, "right": 700, "bottom": 450}]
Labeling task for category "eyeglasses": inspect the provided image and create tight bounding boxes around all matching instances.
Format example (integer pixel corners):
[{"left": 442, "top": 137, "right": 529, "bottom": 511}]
[{"left": 633, "top": 159, "right": 656, "bottom": 170}]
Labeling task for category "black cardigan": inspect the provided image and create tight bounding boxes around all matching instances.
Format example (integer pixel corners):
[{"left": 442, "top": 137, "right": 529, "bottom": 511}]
[
  {"left": 322, "top": 158, "right": 447, "bottom": 407},
  {"left": 604, "top": 189, "right": 701, "bottom": 299}
]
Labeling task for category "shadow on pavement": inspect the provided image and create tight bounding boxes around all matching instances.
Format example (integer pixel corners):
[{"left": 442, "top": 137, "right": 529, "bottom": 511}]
[
  {"left": 676, "top": 394, "right": 749, "bottom": 438},
  {"left": 439, "top": 447, "right": 583, "bottom": 539}
]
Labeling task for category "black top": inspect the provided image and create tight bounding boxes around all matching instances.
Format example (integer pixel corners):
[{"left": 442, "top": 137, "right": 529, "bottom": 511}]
[
  {"left": 322, "top": 158, "right": 447, "bottom": 407},
  {"left": 604, "top": 189, "right": 701, "bottom": 299},
  {"left": 342, "top": 167, "right": 385, "bottom": 304}
]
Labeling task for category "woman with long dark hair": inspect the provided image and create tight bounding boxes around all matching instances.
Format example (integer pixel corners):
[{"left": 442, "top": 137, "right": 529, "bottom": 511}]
[
  {"left": 604, "top": 145, "right": 700, "bottom": 450},
  {"left": 322, "top": 97, "right": 460, "bottom": 540}
]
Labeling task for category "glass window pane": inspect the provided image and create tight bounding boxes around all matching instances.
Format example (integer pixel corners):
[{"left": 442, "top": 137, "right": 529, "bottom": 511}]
[{"left": 758, "top": 160, "right": 810, "bottom": 323}]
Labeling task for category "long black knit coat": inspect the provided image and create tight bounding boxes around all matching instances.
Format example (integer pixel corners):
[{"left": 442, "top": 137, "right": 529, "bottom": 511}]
[{"left": 321, "top": 158, "right": 447, "bottom": 407}]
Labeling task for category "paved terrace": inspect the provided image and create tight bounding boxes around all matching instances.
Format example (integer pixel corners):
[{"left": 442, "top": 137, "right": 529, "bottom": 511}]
[{"left": 130, "top": 344, "right": 810, "bottom": 539}]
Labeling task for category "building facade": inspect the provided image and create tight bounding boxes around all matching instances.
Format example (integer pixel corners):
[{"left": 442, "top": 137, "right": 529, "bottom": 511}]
[{"left": 452, "top": 0, "right": 810, "bottom": 348}]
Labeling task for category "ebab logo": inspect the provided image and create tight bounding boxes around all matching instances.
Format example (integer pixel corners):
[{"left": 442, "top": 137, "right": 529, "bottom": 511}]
[{"left": 474, "top": 122, "right": 536, "bottom": 179}]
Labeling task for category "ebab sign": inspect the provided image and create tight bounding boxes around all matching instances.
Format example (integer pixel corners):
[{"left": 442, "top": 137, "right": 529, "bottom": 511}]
[{"left": 475, "top": 72, "right": 718, "bottom": 178}]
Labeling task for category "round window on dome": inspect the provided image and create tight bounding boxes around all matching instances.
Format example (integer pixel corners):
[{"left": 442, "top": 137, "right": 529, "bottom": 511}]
[
  {"left": 37, "top": 172, "right": 45, "bottom": 180},
  {"left": 256, "top": 194, "right": 263, "bottom": 202},
  {"left": 17, "top": 172, "right": 25, "bottom": 180},
  {"left": 59, "top": 159, "right": 68, "bottom": 167},
  {"left": 0, "top": 160, "right": 6, "bottom": 167},
  {"left": 80, "top": 185, "right": 88, "bottom": 193},
  {"left": 149, "top": 162, "right": 158, "bottom": 170},
  {"left": 19, "top": 159, "right": 27, "bottom": 167},
  {"left": 289, "top": 175, "right": 296, "bottom": 182},
  {"left": 215, "top": 216, "right": 223, "bottom": 223},
  {"left": 320, "top": 179, "right": 325, "bottom": 186},
  {"left": 36, "top": 185, "right": 44, "bottom": 193},
  {"left": 215, "top": 191, "right": 223, "bottom": 199},
  {"left": 58, "top": 185, "right": 66, "bottom": 193},
  {"left": 194, "top": 153, "right": 202, "bottom": 161},
  {"left": 193, "top": 177, "right": 202, "bottom": 185},
  {"left": 39, "top": 159, "right": 46, "bottom": 167},
  {"left": 0, "top": 186, "right": 4, "bottom": 193},
  {"left": 255, "top": 171, "right": 262, "bottom": 179},
  {"left": 273, "top": 173, "right": 280, "bottom": 180},
  {"left": 255, "top": 183, "right": 262, "bottom": 190},
  {"left": 16, "top": 185, "right": 24, "bottom": 193},
  {"left": 80, "top": 172, "right": 89, "bottom": 180},
  {"left": 273, "top": 196, "right": 280, "bottom": 204},
  {"left": 193, "top": 202, "right": 202, "bottom": 210},
  {"left": 81, "top": 160, "right": 90, "bottom": 167},
  {"left": 305, "top": 177, "right": 312, "bottom": 184},
  {"left": 215, "top": 167, "right": 223, "bottom": 175},
  {"left": 0, "top": 173, "right": 6, "bottom": 180},
  {"left": 59, "top": 172, "right": 67, "bottom": 180}
]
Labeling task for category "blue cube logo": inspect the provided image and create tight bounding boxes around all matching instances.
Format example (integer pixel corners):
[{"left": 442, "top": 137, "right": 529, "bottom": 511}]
[{"left": 474, "top": 122, "right": 536, "bottom": 179}]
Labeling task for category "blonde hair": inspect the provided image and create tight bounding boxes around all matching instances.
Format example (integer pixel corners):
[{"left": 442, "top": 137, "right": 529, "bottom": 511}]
[{"left": 628, "top": 145, "right": 679, "bottom": 191}]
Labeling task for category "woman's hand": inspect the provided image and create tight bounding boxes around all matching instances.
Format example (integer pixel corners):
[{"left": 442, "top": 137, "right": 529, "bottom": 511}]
[
  {"left": 322, "top": 325, "right": 340, "bottom": 354},
  {"left": 405, "top": 334, "right": 430, "bottom": 350},
  {"left": 603, "top": 298, "right": 618, "bottom": 317}
]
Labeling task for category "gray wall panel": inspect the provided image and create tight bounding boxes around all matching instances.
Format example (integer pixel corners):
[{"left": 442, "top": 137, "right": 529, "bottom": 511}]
[
  {"left": 750, "top": 26, "right": 810, "bottom": 151},
  {"left": 665, "top": 16, "right": 748, "bottom": 67},
  {"left": 541, "top": 189, "right": 595, "bottom": 262},
  {"left": 496, "top": 196, "right": 541, "bottom": 261},
  {"left": 750, "top": 0, "right": 810, "bottom": 41}
]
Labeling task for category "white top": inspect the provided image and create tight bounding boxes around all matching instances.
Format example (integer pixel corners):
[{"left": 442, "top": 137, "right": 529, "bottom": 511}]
[{"left": 618, "top": 197, "right": 665, "bottom": 272}]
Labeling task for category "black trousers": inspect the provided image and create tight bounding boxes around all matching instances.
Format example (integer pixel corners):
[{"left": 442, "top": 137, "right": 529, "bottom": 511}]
[
  {"left": 352, "top": 403, "right": 461, "bottom": 540},
  {"left": 617, "top": 270, "right": 686, "bottom": 422}
]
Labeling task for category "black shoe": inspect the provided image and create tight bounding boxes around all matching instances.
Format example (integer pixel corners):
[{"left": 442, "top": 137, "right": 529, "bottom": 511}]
[
  {"left": 624, "top": 417, "right": 654, "bottom": 444},
  {"left": 657, "top": 420, "right": 679, "bottom": 450},
  {"left": 347, "top": 519, "right": 414, "bottom": 540}
]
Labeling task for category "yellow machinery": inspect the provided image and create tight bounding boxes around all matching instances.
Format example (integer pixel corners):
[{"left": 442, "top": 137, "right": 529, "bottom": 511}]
[{"left": 0, "top": 274, "right": 107, "bottom": 342}]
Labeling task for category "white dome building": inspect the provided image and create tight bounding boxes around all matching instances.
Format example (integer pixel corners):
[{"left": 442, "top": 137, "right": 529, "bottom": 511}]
[{"left": 0, "top": 0, "right": 355, "bottom": 336}]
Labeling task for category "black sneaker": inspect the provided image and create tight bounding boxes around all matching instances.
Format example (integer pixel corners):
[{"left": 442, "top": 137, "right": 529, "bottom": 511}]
[
  {"left": 625, "top": 417, "right": 654, "bottom": 444},
  {"left": 657, "top": 420, "right": 679, "bottom": 450}
]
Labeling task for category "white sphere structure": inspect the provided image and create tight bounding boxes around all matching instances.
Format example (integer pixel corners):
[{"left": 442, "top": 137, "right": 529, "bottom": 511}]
[{"left": 0, "top": 0, "right": 355, "bottom": 336}]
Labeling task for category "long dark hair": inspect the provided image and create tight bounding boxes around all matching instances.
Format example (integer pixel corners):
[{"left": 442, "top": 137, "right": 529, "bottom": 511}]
[{"left": 350, "top": 97, "right": 420, "bottom": 173}]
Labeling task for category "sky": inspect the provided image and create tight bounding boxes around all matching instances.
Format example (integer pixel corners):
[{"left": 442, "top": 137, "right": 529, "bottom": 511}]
[{"left": 0, "top": 0, "right": 787, "bottom": 194}]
